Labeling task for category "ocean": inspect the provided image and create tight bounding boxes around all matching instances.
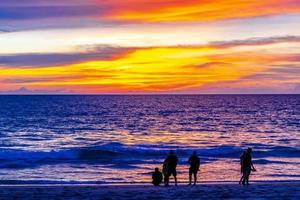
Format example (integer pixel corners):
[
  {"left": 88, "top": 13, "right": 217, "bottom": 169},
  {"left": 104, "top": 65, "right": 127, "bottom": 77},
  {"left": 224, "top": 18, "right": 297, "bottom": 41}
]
[{"left": 0, "top": 95, "right": 299, "bottom": 184}]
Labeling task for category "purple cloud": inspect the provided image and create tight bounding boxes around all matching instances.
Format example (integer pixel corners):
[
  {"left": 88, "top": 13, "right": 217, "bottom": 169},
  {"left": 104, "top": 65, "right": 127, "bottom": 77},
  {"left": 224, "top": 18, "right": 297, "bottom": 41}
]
[
  {"left": 0, "top": 46, "right": 132, "bottom": 67},
  {"left": 294, "top": 84, "right": 300, "bottom": 93},
  {"left": 209, "top": 36, "right": 300, "bottom": 48},
  {"left": 0, "top": 0, "right": 95, "bottom": 6},
  {"left": 0, "top": 87, "right": 73, "bottom": 94},
  {"left": 0, "top": 5, "right": 102, "bottom": 20}
]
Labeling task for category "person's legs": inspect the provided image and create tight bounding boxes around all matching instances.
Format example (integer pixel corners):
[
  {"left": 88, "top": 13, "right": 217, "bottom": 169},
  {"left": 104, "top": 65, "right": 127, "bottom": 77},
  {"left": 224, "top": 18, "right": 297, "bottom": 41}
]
[
  {"left": 243, "top": 167, "right": 251, "bottom": 185},
  {"left": 245, "top": 171, "right": 251, "bottom": 185},
  {"left": 165, "top": 176, "right": 169, "bottom": 186},
  {"left": 239, "top": 173, "right": 244, "bottom": 184},
  {"left": 153, "top": 181, "right": 159, "bottom": 186},
  {"left": 242, "top": 171, "right": 247, "bottom": 185},
  {"left": 193, "top": 172, "right": 197, "bottom": 185},
  {"left": 239, "top": 169, "right": 244, "bottom": 184},
  {"left": 172, "top": 170, "right": 178, "bottom": 186},
  {"left": 244, "top": 174, "right": 249, "bottom": 185},
  {"left": 189, "top": 172, "right": 192, "bottom": 185},
  {"left": 165, "top": 173, "right": 170, "bottom": 186}
]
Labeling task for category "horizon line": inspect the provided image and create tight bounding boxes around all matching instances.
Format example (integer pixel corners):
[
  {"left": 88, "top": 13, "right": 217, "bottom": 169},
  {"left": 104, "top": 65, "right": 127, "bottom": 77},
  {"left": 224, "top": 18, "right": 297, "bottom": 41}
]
[{"left": 0, "top": 93, "right": 299, "bottom": 96}]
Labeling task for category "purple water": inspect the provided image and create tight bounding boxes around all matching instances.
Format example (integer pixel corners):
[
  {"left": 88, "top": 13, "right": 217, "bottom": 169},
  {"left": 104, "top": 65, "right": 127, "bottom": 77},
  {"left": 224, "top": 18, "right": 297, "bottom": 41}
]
[{"left": 0, "top": 95, "right": 299, "bottom": 184}]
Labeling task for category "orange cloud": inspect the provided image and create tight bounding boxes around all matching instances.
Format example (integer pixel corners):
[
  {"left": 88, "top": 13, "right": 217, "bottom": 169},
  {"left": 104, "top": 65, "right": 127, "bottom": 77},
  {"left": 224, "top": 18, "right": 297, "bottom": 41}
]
[
  {"left": 1, "top": 36, "right": 299, "bottom": 93},
  {"left": 2, "top": 43, "right": 298, "bottom": 93},
  {"left": 98, "top": 0, "right": 300, "bottom": 22}
]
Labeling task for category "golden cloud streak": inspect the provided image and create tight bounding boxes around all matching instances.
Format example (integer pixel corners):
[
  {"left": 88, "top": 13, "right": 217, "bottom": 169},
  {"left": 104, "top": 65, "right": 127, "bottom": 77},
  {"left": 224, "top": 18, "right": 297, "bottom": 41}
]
[
  {"left": 100, "top": 0, "right": 300, "bottom": 22},
  {"left": 1, "top": 45, "right": 291, "bottom": 93}
]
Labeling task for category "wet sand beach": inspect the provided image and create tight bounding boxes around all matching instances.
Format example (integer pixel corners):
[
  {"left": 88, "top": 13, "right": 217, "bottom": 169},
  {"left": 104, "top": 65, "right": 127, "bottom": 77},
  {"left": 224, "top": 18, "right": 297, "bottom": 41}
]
[{"left": 0, "top": 181, "right": 299, "bottom": 200}]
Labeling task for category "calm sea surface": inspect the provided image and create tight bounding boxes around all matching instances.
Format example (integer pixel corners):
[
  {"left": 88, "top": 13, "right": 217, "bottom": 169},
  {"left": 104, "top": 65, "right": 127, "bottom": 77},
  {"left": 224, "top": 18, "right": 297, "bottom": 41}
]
[{"left": 0, "top": 95, "right": 299, "bottom": 183}]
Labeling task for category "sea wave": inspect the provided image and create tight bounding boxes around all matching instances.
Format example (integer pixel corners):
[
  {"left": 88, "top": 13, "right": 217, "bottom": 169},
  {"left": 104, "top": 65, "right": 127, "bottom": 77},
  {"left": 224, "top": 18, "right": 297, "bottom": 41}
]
[{"left": 0, "top": 142, "right": 299, "bottom": 169}]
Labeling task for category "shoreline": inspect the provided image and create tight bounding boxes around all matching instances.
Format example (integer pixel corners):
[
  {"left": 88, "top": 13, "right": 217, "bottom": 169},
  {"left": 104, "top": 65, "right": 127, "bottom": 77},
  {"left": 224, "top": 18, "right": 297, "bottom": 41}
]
[
  {"left": 1, "top": 180, "right": 299, "bottom": 186},
  {"left": 0, "top": 181, "right": 299, "bottom": 199}
]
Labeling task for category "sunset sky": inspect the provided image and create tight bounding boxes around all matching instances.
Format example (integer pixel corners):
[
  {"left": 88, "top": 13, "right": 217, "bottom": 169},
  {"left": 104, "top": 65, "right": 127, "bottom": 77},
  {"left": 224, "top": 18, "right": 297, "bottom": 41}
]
[{"left": 0, "top": 0, "right": 300, "bottom": 94}]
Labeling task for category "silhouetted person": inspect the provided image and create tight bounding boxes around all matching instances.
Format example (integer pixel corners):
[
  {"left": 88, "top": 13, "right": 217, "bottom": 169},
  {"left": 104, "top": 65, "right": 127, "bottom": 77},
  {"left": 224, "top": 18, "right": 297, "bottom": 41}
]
[
  {"left": 239, "top": 150, "right": 247, "bottom": 184},
  {"left": 152, "top": 167, "right": 163, "bottom": 186},
  {"left": 239, "top": 147, "right": 256, "bottom": 185},
  {"left": 162, "top": 159, "right": 168, "bottom": 185},
  {"left": 188, "top": 151, "right": 200, "bottom": 185},
  {"left": 164, "top": 150, "right": 178, "bottom": 186}
]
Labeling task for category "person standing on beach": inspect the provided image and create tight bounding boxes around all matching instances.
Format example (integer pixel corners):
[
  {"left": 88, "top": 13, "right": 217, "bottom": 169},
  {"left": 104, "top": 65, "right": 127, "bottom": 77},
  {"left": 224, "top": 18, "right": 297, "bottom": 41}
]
[
  {"left": 239, "top": 147, "right": 256, "bottom": 185},
  {"left": 164, "top": 150, "right": 178, "bottom": 186},
  {"left": 162, "top": 159, "right": 168, "bottom": 185},
  {"left": 152, "top": 167, "right": 163, "bottom": 186},
  {"left": 188, "top": 151, "right": 200, "bottom": 185}
]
